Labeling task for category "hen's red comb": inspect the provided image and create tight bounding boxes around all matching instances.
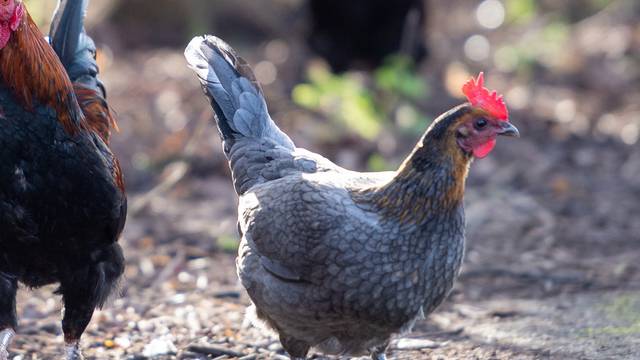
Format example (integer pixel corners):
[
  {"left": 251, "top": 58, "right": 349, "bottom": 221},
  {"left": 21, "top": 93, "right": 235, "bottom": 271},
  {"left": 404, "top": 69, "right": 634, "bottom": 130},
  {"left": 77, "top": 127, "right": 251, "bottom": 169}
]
[{"left": 462, "top": 72, "right": 508, "bottom": 120}]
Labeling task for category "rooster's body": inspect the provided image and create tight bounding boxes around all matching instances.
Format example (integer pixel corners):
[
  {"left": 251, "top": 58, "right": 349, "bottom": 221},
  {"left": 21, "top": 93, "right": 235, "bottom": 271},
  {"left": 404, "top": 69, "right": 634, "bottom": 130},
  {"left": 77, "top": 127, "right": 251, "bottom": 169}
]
[
  {"left": 186, "top": 36, "right": 517, "bottom": 359},
  {"left": 0, "top": 1, "right": 125, "bottom": 359}
]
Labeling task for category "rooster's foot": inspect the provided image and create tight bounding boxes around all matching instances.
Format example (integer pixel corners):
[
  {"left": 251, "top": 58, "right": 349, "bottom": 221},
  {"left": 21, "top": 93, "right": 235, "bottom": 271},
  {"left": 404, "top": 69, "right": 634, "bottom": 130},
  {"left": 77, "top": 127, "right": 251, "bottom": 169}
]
[
  {"left": 0, "top": 328, "right": 15, "bottom": 360},
  {"left": 65, "top": 341, "right": 85, "bottom": 360}
]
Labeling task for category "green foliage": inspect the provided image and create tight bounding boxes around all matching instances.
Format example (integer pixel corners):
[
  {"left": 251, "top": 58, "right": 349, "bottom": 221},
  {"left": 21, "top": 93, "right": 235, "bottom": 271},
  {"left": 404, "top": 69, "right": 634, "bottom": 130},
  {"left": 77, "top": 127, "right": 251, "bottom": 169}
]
[
  {"left": 292, "top": 56, "right": 430, "bottom": 146},
  {"left": 367, "top": 153, "right": 392, "bottom": 172},
  {"left": 585, "top": 294, "right": 640, "bottom": 336},
  {"left": 505, "top": 0, "right": 537, "bottom": 24},
  {"left": 292, "top": 63, "right": 382, "bottom": 140},
  {"left": 374, "top": 55, "right": 427, "bottom": 100},
  {"left": 395, "top": 104, "right": 431, "bottom": 137},
  {"left": 605, "top": 294, "right": 640, "bottom": 324},
  {"left": 494, "top": 18, "right": 570, "bottom": 74},
  {"left": 494, "top": 45, "right": 534, "bottom": 73},
  {"left": 588, "top": 0, "right": 614, "bottom": 10},
  {"left": 542, "top": 21, "right": 570, "bottom": 44},
  {"left": 216, "top": 234, "right": 239, "bottom": 253}
]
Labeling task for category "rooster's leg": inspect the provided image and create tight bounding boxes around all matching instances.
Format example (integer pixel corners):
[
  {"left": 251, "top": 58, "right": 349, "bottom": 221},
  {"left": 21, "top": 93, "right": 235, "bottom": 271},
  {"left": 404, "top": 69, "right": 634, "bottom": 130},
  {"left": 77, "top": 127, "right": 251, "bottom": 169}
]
[
  {"left": 59, "top": 277, "right": 100, "bottom": 360},
  {"left": 59, "top": 246, "right": 123, "bottom": 360},
  {"left": 0, "top": 272, "right": 18, "bottom": 360},
  {"left": 64, "top": 342, "right": 84, "bottom": 360},
  {"left": 60, "top": 288, "right": 94, "bottom": 360}
]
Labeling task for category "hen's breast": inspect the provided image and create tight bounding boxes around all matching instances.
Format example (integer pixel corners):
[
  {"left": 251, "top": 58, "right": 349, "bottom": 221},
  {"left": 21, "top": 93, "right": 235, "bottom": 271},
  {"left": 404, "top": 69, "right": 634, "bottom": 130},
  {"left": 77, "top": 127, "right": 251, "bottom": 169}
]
[{"left": 317, "top": 202, "right": 465, "bottom": 329}]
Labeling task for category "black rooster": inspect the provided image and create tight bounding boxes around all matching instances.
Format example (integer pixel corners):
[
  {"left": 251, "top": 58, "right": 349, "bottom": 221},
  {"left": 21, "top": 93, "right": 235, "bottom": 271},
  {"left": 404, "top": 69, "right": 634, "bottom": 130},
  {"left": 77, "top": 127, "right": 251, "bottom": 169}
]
[{"left": 0, "top": 0, "right": 126, "bottom": 359}]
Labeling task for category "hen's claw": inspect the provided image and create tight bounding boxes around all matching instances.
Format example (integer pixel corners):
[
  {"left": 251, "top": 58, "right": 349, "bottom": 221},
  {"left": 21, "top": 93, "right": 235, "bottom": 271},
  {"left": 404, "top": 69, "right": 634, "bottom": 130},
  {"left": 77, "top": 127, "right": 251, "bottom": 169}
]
[
  {"left": 65, "top": 342, "right": 85, "bottom": 360},
  {"left": 0, "top": 328, "right": 15, "bottom": 360}
]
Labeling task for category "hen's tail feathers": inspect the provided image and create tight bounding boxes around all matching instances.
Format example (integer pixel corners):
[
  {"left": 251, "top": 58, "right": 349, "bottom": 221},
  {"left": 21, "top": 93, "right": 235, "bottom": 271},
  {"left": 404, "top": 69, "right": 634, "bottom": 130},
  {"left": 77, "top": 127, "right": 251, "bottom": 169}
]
[
  {"left": 49, "top": 0, "right": 105, "bottom": 98},
  {"left": 184, "top": 36, "right": 295, "bottom": 154}
]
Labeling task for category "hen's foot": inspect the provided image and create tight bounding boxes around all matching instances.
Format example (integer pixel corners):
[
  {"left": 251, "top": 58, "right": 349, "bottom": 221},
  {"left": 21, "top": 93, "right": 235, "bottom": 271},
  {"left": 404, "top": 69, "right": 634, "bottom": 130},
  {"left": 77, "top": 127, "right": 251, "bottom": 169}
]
[
  {"left": 65, "top": 342, "right": 85, "bottom": 360},
  {"left": 0, "top": 328, "right": 15, "bottom": 360},
  {"left": 280, "top": 334, "right": 310, "bottom": 360}
]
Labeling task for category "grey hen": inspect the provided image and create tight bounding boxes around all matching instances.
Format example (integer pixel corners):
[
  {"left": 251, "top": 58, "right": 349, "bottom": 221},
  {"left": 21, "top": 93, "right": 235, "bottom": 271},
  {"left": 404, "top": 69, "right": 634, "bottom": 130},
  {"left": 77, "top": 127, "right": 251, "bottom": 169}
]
[{"left": 185, "top": 36, "right": 518, "bottom": 359}]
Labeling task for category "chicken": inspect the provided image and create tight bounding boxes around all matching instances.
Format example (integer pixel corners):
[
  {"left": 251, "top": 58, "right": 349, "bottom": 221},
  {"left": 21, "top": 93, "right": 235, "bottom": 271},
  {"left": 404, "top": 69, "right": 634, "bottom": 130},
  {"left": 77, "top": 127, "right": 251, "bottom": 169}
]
[
  {"left": 185, "top": 36, "right": 518, "bottom": 359},
  {"left": 0, "top": 1, "right": 126, "bottom": 359},
  {"left": 307, "top": 0, "right": 427, "bottom": 72}
]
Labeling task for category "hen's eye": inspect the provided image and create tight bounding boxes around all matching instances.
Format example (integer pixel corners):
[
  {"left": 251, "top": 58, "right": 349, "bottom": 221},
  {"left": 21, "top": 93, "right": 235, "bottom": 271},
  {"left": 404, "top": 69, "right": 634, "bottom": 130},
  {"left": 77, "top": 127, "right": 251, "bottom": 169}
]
[{"left": 474, "top": 118, "right": 488, "bottom": 129}]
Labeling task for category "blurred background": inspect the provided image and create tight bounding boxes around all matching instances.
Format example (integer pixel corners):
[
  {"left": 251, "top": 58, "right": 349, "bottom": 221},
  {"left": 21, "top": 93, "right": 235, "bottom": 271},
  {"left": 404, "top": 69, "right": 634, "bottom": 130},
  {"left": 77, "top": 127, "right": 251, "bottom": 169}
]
[{"left": 14, "top": 0, "right": 640, "bottom": 359}]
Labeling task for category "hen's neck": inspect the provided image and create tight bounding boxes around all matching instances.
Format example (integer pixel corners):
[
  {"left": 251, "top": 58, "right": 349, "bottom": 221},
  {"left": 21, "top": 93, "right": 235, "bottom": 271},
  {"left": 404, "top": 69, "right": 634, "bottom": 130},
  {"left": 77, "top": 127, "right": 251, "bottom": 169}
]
[
  {"left": 368, "top": 132, "right": 471, "bottom": 225},
  {"left": 0, "top": 11, "right": 83, "bottom": 134}
]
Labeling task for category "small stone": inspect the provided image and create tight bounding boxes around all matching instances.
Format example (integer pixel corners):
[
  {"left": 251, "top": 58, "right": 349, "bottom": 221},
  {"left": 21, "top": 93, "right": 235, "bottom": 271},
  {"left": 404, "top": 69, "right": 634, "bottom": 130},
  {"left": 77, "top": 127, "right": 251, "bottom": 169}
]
[
  {"left": 114, "top": 336, "right": 132, "bottom": 349},
  {"left": 142, "top": 337, "right": 177, "bottom": 357},
  {"left": 136, "top": 319, "right": 155, "bottom": 332},
  {"left": 393, "top": 338, "right": 441, "bottom": 350}
]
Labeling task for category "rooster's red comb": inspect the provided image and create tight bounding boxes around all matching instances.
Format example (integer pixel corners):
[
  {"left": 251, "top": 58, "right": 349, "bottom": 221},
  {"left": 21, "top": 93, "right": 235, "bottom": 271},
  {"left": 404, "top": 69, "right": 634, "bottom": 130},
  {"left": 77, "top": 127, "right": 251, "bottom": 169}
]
[{"left": 462, "top": 72, "right": 508, "bottom": 120}]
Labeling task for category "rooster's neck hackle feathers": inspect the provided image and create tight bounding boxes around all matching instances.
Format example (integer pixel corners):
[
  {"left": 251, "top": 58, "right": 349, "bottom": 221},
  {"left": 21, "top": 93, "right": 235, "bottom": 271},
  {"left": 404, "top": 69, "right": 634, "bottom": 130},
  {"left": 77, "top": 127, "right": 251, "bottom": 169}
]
[
  {"left": 0, "top": 9, "right": 84, "bottom": 135},
  {"left": 74, "top": 85, "right": 117, "bottom": 143}
]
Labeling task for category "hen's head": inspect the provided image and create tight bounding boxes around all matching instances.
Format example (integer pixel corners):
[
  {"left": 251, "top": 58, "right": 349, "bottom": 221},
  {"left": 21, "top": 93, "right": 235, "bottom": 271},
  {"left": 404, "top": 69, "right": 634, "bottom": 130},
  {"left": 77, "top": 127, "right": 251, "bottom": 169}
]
[
  {"left": 0, "top": 0, "right": 23, "bottom": 49},
  {"left": 441, "top": 72, "right": 519, "bottom": 159}
]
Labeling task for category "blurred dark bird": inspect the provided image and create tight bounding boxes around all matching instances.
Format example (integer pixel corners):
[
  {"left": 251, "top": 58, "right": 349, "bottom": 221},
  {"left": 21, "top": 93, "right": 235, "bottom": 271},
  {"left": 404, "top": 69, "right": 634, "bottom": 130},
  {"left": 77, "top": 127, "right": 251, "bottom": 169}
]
[
  {"left": 307, "top": 0, "right": 428, "bottom": 72},
  {"left": 0, "top": 1, "right": 126, "bottom": 359},
  {"left": 185, "top": 36, "right": 518, "bottom": 359}
]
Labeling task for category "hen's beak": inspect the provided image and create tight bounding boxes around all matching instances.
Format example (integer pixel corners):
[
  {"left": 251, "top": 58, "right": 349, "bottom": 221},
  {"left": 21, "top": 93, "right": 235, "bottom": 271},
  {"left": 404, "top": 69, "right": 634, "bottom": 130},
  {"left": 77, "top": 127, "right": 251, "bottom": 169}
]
[{"left": 498, "top": 121, "right": 519, "bottom": 137}]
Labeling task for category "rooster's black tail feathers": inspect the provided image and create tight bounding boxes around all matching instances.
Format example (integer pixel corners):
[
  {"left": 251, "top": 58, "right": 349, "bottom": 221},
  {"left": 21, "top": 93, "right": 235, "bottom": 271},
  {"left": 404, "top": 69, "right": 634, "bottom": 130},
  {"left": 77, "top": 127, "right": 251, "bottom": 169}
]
[{"left": 49, "top": 0, "right": 105, "bottom": 98}]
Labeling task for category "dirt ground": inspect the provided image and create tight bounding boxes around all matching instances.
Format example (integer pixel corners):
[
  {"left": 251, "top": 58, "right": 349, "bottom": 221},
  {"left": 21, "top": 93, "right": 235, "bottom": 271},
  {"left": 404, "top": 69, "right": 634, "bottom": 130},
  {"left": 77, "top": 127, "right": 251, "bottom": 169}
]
[
  {"left": 7, "top": 0, "right": 640, "bottom": 359},
  {"left": 10, "top": 159, "right": 640, "bottom": 359}
]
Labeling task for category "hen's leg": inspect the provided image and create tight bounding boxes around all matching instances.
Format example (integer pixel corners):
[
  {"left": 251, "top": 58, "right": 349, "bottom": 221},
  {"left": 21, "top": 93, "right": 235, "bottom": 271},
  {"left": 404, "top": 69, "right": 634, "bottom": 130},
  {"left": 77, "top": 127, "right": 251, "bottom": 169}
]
[
  {"left": 280, "top": 334, "right": 310, "bottom": 360},
  {"left": 60, "top": 245, "right": 124, "bottom": 360},
  {"left": 0, "top": 273, "right": 18, "bottom": 360}
]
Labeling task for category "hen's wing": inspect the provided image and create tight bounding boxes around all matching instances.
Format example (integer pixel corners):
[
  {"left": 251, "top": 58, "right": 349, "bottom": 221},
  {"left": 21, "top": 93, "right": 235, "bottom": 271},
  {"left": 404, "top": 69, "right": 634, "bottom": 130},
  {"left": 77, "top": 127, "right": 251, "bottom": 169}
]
[{"left": 237, "top": 169, "right": 394, "bottom": 286}]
